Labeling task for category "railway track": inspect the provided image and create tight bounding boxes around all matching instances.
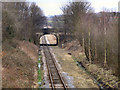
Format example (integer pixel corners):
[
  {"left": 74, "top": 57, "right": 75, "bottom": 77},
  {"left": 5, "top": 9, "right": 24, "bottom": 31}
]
[{"left": 42, "top": 36, "right": 67, "bottom": 89}]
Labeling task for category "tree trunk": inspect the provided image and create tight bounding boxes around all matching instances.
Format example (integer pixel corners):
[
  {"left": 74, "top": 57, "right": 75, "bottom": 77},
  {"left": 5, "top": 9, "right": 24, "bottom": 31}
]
[
  {"left": 89, "top": 29, "right": 91, "bottom": 63},
  {"left": 94, "top": 41, "right": 97, "bottom": 63},
  {"left": 82, "top": 32, "right": 85, "bottom": 52},
  {"left": 104, "top": 27, "right": 107, "bottom": 66}
]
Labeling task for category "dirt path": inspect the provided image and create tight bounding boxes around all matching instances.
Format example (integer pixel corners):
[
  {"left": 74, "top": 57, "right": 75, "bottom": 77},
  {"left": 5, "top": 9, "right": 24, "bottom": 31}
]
[
  {"left": 45, "top": 35, "right": 98, "bottom": 88},
  {"left": 52, "top": 46, "right": 98, "bottom": 88}
]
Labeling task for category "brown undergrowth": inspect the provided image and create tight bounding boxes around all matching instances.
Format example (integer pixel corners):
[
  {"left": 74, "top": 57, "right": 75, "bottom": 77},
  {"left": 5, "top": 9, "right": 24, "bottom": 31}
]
[
  {"left": 62, "top": 40, "right": 119, "bottom": 88},
  {"left": 2, "top": 39, "right": 38, "bottom": 88}
]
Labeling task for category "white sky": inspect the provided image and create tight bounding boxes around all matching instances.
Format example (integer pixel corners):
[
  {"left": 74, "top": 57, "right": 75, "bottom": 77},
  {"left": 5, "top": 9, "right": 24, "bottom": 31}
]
[
  {"left": 89, "top": 0, "right": 119, "bottom": 12},
  {"left": 29, "top": 0, "right": 119, "bottom": 16}
]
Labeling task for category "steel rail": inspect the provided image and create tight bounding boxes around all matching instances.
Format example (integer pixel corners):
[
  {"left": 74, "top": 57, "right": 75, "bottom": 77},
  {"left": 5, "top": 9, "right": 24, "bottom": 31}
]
[{"left": 42, "top": 36, "right": 67, "bottom": 89}]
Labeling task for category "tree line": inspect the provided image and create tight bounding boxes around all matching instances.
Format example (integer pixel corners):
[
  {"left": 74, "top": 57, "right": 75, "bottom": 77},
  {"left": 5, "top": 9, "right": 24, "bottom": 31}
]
[
  {"left": 53, "top": 1, "right": 118, "bottom": 76},
  {"left": 2, "top": 2, "right": 46, "bottom": 44}
]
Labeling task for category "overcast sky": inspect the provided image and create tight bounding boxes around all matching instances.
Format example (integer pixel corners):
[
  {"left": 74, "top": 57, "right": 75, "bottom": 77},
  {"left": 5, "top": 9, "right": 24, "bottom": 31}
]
[{"left": 29, "top": 0, "right": 119, "bottom": 16}]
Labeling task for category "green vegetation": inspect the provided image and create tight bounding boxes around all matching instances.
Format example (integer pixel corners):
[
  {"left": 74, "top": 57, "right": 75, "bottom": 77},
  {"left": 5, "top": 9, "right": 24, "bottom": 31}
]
[
  {"left": 38, "top": 55, "right": 42, "bottom": 86},
  {"left": 38, "top": 69, "right": 42, "bottom": 82}
]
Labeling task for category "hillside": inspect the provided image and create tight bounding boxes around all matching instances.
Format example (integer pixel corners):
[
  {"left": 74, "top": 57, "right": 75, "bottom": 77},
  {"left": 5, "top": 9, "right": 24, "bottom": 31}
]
[{"left": 2, "top": 39, "right": 38, "bottom": 88}]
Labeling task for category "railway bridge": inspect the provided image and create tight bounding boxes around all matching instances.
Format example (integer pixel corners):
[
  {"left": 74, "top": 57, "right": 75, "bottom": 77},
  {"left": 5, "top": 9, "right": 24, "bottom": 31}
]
[{"left": 36, "top": 28, "right": 63, "bottom": 46}]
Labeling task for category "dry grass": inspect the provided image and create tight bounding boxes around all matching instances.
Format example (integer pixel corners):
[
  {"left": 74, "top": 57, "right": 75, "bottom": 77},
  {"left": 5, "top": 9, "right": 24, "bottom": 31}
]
[
  {"left": 46, "top": 35, "right": 98, "bottom": 88},
  {"left": 52, "top": 46, "right": 98, "bottom": 88},
  {"left": 63, "top": 40, "right": 119, "bottom": 88},
  {"left": 2, "top": 39, "right": 38, "bottom": 88}
]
